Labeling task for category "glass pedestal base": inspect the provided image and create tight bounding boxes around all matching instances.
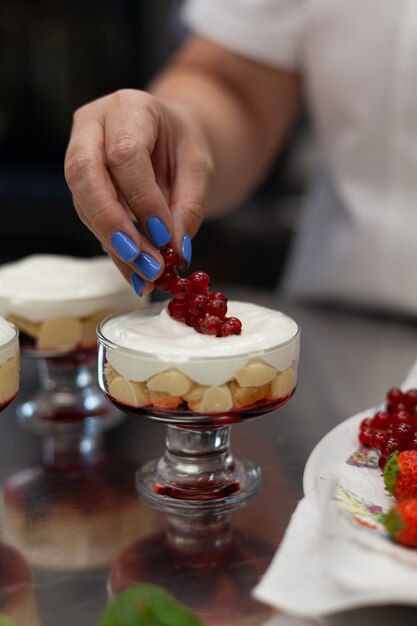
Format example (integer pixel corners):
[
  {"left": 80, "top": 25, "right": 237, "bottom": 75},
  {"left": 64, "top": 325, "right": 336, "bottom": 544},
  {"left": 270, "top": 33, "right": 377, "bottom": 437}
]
[{"left": 137, "top": 424, "right": 261, "bottom": 515}]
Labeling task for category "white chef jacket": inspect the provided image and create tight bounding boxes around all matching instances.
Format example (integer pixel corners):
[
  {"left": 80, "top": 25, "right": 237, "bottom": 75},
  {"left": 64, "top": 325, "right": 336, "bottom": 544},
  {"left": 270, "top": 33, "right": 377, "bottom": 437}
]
[{"left": 182, "top": 0, "right": 417, "bottom": 315}]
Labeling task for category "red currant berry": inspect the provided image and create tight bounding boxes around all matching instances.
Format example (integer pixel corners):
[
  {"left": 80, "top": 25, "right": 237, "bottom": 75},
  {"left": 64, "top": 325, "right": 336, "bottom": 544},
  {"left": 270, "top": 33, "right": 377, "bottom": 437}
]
[
  {"left": 208, "top": 299, "right": 228, "bottom": 319},
  {"left": 155, "top": 269, "right": 176, "bottom": 292},
  {"left": 371, "top": 411, "right": 390, "bottom": 430},
  {"left": 360, "top": 417, "right": 374, "bottom": 431},
  {"left": 161, "top": 247, "right": 179, "bottom": 269},
  {"left": 171, "top": 277, "right": 192, "bottom": 300},
  {"left": 394, "top": 409, "right": 414, "bottom": 426},
  {"left": 391, "top": 423, "right": 414, "bottom": 447},
  {"left": 405, "top": 389, "right": 417, "bottom": 411},
  {"left": 380, "top": 436, "right": 401, "bottom": 457},
  {"left": 188, "top": 294, "right": 209, "bottom": 316},
  {"left": 168, "top": 298, "right": 188, "bottom": 320},
  {"left": 220, "top": 317, "right": 242, "bottom": 337},
  {"left": 370, "top": 431, "right": 388, "bottom": 451},
  {"left": 208, "top": 291, "right": 227, "bottom": 303},
  {"left": 200, "top": 315, "right": 222, "bottom": 336},
  {"left": 189, "top": 271, "right": 211, "bottom": 294},
  {"left": 387, "top": 387, "right": 403, "bottom": 405},
  {"left": 409, "top": 437, "right": 417, "bottom": 451},
  {"left": 358, "top": 428, "right": 373, "bottom": 447},
  {"left": 378, "top": 455, "right": 387, "bottom": 470},
  {"left": 185, "top": 313, "right": 204, "bottom": 328}
]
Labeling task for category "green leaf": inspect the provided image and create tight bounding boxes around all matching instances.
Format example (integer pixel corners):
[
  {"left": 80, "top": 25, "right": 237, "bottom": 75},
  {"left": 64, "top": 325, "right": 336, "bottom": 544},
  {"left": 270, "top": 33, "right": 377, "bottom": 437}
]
[
  {"left": 383, "top": 450, "right": 400, "bottom": 495},
  {"left": 0, "top": 616, "right": 16, "bottom": 626},
  {"left": 99, "top": 583, "right": 204, "bottom": 626}
]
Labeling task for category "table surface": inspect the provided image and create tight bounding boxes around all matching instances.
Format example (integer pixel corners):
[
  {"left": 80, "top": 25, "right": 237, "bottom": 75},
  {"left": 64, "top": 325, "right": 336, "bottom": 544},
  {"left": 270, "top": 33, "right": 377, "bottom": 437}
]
[{"left": 1, "top": 287, "right": 417, "bottom": 626}]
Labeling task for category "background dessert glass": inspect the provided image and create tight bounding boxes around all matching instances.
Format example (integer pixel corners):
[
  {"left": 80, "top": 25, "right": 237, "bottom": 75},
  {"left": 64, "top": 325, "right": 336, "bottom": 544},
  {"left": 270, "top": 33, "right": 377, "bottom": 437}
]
[
  {"left": 0, "top": 255, "right": 140, "bottom": 464},
  {"left": 0, "top": 318, "right": 19, "bottom": 411},
  {"left": 0, "top": 321, "right": 39, "bottom": 626}
]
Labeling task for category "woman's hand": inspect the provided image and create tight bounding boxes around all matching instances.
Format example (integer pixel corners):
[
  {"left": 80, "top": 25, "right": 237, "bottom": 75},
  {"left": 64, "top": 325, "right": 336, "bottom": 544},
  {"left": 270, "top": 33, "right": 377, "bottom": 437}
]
[{"left": 64, "top": 89, "right": 213, "bottom": 295}]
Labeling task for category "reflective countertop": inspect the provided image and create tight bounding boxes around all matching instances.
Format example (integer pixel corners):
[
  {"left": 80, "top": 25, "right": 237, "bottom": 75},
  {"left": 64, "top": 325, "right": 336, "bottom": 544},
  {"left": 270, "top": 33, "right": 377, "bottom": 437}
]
[{"left": 1, "top": 288, "right": 417, "bottom": 626}]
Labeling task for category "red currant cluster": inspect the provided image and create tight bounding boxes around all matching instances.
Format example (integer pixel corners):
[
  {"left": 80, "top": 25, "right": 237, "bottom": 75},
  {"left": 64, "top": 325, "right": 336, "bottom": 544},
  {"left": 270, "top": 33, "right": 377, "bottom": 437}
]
[
  {"left": 358, "top": 387, "right": 417, "bottom": 469},
  {"left": 155, "top": 248, "right": 242, "bottom": 337}
]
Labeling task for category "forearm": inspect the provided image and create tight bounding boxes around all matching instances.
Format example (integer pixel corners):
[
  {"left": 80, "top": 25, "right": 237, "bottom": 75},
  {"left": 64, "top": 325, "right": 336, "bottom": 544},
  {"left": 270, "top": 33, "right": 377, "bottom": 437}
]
[{"left": 151, "top": 37, "right": 301, "bottom": 215}]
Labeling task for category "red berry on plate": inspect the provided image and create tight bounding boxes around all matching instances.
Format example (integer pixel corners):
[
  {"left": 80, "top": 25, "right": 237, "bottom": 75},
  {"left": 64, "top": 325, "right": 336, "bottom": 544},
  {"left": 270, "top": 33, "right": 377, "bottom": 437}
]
[
  {"left": 387, "top": 387, "right": 404, "bottom": 406},
  {"left": 171, "top": 277, "right": 192, "bottom": 300},
  {"left": 360, "top": 417, "right": 374, "bottom": 431},
  {"left": 371, "top": 431, "right": 388, "bottom": 451},
  {"left": 161, "top": 247, "right": 179, "bottom": 269},
  {"left": 168, "top": 298, "right": 188, "bottom": 320},
  {"left": 359, "top": 428, "right": 373, "bottom": 447},
  {"left": 200, "top": 315, "right": 222, "bottom": 336},
  {"left": 371, "top": 411, "right": 390, "bottom": 430},
  {"left": 220, "top": 317, "right": 242, "bottom": 337},
  {"left": 379, "top": 455, "right": 387, "bottom": 470},
  {"left": 380, "top": 436, "right": 401, "bottom": 458},
  {"left": 391, "top": 423, "right": 414, "bottom": 447},
  {"left": 189, "top": 271, "right": 211, "bottom": 294},
  {"left": 405, "top": 389, "right": 417, "bottom": 411}
]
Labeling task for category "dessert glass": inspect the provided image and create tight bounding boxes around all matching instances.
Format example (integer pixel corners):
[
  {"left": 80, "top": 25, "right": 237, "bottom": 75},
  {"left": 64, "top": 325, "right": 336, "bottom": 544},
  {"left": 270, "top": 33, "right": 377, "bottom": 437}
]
[
  {"left": 0, "top": 322, "right": 39, "bottom": 626},
  {"left": 98, "top": 302, "right": 300, "bottom": 514},
  {"left": 0, "top": 255, "right": 139, "bottom": 462},
  {"left": 0, "top": 320, "right": 19, "bottom": 410}
]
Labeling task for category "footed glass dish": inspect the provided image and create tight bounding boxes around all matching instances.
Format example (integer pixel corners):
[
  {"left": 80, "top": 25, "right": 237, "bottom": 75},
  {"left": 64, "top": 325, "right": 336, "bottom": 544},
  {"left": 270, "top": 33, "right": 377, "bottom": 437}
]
[
  {"left": 98, "top": 301, "right": 300, "bottom": 513},
  {"left": 0, "top": 255, "right": 140, "bottom": 455}
]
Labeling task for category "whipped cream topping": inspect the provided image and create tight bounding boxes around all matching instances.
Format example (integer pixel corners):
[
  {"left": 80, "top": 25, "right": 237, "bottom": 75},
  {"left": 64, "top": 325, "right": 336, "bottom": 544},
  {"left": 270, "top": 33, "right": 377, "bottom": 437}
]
[
  {"left": 0, "top": 255, "right": 139, "bottom": 321},
  {"left": 101, "top": 301, "right": 300, "bottom": 386},
  {"left": 0, "top": 315, "right": 18, "bottom": 363}
]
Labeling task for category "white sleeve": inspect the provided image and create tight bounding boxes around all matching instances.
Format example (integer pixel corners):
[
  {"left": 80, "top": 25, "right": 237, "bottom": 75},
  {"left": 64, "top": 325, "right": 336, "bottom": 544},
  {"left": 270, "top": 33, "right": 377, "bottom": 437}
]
[{"left": 181, "top": 0, "right": 305, "bottom": 71}]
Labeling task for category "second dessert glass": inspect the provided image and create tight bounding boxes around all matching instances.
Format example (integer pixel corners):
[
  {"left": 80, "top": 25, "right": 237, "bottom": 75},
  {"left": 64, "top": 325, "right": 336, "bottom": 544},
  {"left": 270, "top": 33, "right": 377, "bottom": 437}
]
[
  {"left": 0, "top": 255, "right": 140, "bottom": 462},
  {"left": 98, "top": 302, "right": 300, "bottom": 514}
]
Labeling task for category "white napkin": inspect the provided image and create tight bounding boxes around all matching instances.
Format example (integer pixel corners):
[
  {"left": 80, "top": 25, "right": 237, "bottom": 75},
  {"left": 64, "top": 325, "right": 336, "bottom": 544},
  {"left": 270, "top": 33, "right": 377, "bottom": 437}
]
[{"left": 254, "top": 359, "right": 417, "bottom": 618}]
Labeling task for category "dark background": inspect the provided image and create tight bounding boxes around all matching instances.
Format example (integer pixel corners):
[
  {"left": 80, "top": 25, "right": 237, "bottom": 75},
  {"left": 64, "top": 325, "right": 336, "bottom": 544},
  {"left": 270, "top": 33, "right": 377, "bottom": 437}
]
[{"left": 0, "top": 0, "right": 311, "bottom": 288}]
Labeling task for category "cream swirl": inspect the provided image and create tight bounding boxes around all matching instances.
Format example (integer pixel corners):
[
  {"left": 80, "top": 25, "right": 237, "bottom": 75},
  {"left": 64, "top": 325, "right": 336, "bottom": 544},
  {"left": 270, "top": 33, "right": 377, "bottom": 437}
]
[
  {"left": 0, "top": 255, "right": 139, "bottom": 321},
  {"left": 101, "top": 301, "right": 300, "bottom": 387}
]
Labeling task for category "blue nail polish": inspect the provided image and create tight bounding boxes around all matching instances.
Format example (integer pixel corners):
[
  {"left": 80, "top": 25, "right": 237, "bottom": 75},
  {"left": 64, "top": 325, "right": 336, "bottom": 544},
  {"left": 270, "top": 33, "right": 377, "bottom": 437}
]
[
  {"left": 130, "top": 273, "right": 145, "bottom": 296},
  {"left": 134, "top": 253, "right": 160, "bottom": 281},
  {"left": 182, "top": 235, "right": 192, "bottom": 269},
  {"left": 146, "top": 217, "right": 171, "bottom": 248},
  {"left": 111, "top": 232, "right": 139, "bottom": 263}
]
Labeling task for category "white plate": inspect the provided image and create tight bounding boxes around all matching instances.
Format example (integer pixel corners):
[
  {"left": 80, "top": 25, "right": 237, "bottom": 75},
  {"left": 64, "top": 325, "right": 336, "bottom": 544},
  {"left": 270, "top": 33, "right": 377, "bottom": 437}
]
[{"left": 302, "top": 408, "right": 375, "bottom": 496}]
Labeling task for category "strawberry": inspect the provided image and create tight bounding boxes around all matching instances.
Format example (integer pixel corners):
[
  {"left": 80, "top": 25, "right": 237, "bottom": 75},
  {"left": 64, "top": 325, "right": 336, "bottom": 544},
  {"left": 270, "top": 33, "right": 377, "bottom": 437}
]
[
  {"left": 384, "top": 499, "right": 417, "bottom": 547},
  {"left": 384, "top": 450, "right": 417, "bottom": 501}
]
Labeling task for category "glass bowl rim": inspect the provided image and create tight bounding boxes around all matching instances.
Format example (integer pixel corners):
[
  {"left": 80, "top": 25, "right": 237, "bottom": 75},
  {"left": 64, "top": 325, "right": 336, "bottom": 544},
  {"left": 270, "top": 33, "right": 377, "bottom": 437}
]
[{"left": 96, "top": 302, "right": 300, "bottom": 363}]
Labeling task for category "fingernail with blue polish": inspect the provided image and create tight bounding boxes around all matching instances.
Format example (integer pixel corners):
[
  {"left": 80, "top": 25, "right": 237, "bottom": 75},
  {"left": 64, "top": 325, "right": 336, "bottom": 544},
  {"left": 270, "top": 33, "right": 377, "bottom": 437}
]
[
  {"left": 182, "top": 235, "right": 192, "bottom": 269},
  {"left": 131, "top": 273, "right": 145, "bottom": 296},
  {"left": 146, "top": 217, "right": 171, "bottom": 248},
  {"left": 111, "top": 232, "right": 139, "bottom": 263},
  {"left": 134, "top": 253, "right": 160, "bottom": 281}
]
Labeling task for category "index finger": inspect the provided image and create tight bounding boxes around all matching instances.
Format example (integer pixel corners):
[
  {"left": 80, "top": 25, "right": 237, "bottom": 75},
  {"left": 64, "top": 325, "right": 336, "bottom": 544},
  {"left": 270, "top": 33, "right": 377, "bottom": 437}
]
[{"left": 65, "top": 111, "right": 165, "bottom": 283}]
